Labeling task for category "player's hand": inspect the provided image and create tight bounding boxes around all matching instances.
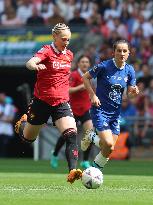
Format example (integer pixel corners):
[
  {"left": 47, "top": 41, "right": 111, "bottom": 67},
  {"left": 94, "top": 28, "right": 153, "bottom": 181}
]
[
  {"left": 90, "top": 95, "right": 101, "bottom": 107},
  {"left": 36, "top": 64, "right": 47, "bottom": 71},
  {"left": 128, "top": 86, "right": 139, "bottom": 97}
]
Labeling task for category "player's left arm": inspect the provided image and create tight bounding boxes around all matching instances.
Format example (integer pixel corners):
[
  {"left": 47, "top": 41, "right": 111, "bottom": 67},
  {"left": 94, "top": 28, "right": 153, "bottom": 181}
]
[
  {"left": 128, "top": 85, "right": 139, "bottom": 97},
  {"left": 127, "top": 66, "right": 139, "bottom": 97}
]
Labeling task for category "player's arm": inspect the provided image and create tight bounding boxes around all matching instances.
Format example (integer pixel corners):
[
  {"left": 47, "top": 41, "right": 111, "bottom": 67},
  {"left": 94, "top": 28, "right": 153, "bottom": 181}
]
[
  {"left": 26, "top": 57, "right": 47, "bottom": 71},
  {"left": 69, "top": 84, "right": 85, "bottom": 94},
  {"left": 127, "top": 85, "right": 139, "bottom": 98},
  {"left": 69, "top": 73, "right": 85, "bottom": 94},
  {"left": 83, "top": 72, "right": 101, "bottom": 107},
  {"left": 127, "top": 67, "right": 139, "bottom": 97}
]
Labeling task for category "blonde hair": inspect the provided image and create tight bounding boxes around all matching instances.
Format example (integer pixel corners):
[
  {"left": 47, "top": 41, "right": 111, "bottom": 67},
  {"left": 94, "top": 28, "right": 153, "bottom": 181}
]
[{"left": 52, "top": 23, "right": 70, "bottom": 35}]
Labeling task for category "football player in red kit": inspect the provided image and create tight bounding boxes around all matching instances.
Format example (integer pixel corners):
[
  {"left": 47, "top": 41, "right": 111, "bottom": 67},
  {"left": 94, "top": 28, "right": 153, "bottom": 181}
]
[{"left": 15, "top": 23, "right": 82, "bottom": 183}]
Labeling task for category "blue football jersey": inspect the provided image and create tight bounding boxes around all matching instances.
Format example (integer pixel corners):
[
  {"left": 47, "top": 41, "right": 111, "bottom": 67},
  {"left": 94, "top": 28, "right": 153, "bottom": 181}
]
[{"left": 89, "top": 58, "right": 136, "bottom": 118}]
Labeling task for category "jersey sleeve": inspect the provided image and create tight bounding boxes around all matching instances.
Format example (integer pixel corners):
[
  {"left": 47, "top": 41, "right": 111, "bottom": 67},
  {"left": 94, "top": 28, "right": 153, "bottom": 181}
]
[
  {"left": 34, "top": 45, "right": 49, "bottom": 61},
  {"left": 127, "top": 66, "right": 136, "bottom": 86},
  {"left": 89, "top": 62, "right": 104, "bottom": 78}
]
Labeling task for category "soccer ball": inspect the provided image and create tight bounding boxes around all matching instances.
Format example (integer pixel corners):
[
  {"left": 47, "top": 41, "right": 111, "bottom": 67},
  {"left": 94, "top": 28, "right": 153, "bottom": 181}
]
[{"left": 81, "top": 167, "right": 103, "bottom": 189}]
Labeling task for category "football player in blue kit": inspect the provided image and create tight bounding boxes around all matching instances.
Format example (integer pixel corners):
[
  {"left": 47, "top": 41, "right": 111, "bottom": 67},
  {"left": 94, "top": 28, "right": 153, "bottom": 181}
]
[{"left": 82, "top": 40, "right": 139, "bottom": 170}]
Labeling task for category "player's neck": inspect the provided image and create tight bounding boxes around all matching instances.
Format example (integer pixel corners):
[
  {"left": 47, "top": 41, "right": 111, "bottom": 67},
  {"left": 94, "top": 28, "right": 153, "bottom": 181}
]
[
  {"left": 54, "top": 43, "right": 61, "bottom": 52},
  {"left": 113, "top": 58, "right": 125, "bottom": 69},
  {"left": 52, "top": 42, "right": 66, "bottom": 54}
]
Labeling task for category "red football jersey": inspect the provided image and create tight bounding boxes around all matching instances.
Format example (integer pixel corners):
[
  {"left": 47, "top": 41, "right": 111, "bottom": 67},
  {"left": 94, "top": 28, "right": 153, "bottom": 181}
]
[
  {"left": 69, "top": 69, "right": 91, "bottom": 116},
  {"left": 33, "top": 43, "right": 73, "bottom": 106}
]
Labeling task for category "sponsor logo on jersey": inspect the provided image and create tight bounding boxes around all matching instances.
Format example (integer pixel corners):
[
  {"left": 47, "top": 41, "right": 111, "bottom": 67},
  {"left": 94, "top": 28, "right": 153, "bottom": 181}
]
[
  {"left": 111, "top": 76, "right": 122, "bottom": 80},
  {"left": 53, "top": 61, "right": 71, "bottom": 69},
  {"left": 109, "top": 84, "right": 122, "bottom": 103}
]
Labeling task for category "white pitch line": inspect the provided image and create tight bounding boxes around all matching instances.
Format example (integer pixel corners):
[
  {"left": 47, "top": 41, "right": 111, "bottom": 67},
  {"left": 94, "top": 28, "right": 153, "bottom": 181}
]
[{"left": 0, "top": 188, "right": 153, "bottom": 192}]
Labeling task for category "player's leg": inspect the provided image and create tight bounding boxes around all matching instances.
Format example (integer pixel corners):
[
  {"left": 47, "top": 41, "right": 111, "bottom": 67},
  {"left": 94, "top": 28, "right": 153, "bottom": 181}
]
[
  {"left": 81, "top": 116, "right": 93, "bottom": 169},
  {"left": 15, "top": 114, "right": 44, "bottom": 143},
  {"left": 81, "top": 108, "right": 101, "bottom": 151},
  {"left": 81, "top": 112, "right": 100, "bottom": 151},
  {"left": 80, "top": 144, "right": 92, "bottom": 169},
  {"left": 53, "top": 102, "right": 82, "bottom": 183},
  {"left": 81, "top": 128, "right": 100, "bottom": 151},
  {"left": 15, "top": 97, "right": 50, "bottom": 143},
  {"left": 93, "top": 130, "right": 118, "bottom": 170},
  {"left": 93, "top": 119, "right": 119, "bottom": 170},
  {"left": 55, "top": 116, "right": 82, "bottom": 183},
  {"left": 50, "top": 135, "right": 66, "bottom": 168}
]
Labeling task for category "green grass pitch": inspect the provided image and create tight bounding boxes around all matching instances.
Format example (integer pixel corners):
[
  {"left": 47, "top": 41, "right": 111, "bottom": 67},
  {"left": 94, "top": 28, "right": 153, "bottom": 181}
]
[{"left": 0, "top": 159, "right": 153, "bottom": 205}]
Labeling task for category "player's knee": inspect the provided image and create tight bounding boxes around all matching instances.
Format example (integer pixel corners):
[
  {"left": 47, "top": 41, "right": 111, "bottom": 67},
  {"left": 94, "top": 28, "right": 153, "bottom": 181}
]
[
  {"left": 19, "top": 122, "right": 37, "bottom": 143},
  {"left": 62, "top": 128, "right": 77, "bottom": 141},
  {"left": 105, "top": 141, "right": 114, "bottom": 151},
  {"left": 20, "top": 133, "right": 36, "bottom": 144},
  {"left": 20, "top": 130, "right": 36, "bottom": 144},
  {"left": 110, "top": 145, "right": 114, "bottom": 153}
]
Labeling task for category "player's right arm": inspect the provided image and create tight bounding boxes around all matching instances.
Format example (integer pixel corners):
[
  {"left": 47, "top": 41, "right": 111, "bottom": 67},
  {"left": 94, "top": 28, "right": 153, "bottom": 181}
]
[
  {"left": 69, "top": 72, "right": 85, "bottom": 94},
  {"left": 26, "top": 57, "right": 47, "bottom": 71},
  {"left": 83, "top": 72, "right": 101, "bottom": 107},
  {"left": 26, "top": 45, "right": 49, "bottom": 71},
  {"left": 69, "top": 84, "right": 85, "bottom": 94}
]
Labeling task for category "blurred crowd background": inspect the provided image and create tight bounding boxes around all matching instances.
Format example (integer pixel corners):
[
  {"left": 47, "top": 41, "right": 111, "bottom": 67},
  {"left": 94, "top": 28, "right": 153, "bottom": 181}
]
[{"left": 0, "top": 0, "right": 153, "bottom": 160}]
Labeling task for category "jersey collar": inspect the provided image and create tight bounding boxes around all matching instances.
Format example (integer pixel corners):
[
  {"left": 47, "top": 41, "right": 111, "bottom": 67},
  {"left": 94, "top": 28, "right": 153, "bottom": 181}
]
[
  {"left": 113, "top": 58, "right": 125, "bottom": 70},
  {"left": 51, "top": 42, "right": 66, "bottom": 55},
  {"left": 78, "top": 68, "right": 84, "bottom": 77}
]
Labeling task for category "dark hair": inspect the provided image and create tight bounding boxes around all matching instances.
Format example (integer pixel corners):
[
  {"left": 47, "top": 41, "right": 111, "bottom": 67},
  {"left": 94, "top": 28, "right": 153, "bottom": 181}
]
[
  {"left": 113, "top": 40, "right": 130, "bottom": 51},
  {"left": 77, "top": 55, "right": 91, "bottom": 64}
]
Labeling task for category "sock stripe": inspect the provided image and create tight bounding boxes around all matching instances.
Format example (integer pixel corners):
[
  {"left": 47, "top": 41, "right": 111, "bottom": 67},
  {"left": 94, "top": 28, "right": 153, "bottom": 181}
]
[
  {"left": 63, "top": 128, "right": 77, "bottom": 137},
  {"left": 93, "top": 161, "right": 103, "bottom": 169}
]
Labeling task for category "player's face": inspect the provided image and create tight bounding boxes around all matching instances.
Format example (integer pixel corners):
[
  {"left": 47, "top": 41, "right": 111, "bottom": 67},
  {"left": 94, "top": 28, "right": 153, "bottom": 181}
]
[
  {"left": 54, "top": 29, "right": 71, "bottom": 51},
  {"left": 114, "top": 43, "right": 129, "bottom": 64},
  {"left": 78, "top": 57, "right": 90, "bottom": 73}
]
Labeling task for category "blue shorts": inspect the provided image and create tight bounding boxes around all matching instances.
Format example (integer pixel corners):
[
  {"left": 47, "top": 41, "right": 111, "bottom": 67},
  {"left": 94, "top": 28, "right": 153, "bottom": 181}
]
[{"left": 90, "top": 106, "right": 120, "bottom": 135}]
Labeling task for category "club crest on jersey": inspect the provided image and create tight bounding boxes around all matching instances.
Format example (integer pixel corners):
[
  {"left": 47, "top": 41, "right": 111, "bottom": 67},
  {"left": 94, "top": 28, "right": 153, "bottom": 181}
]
[
  {"left": 124, "top": 77, "right": 128, "bottom": 82},
  {"left": 92, "top": 65, "right": 98, "bottom": 72},
  {"left": 65, "top": 56, "right": 70, "bottom": 61}
]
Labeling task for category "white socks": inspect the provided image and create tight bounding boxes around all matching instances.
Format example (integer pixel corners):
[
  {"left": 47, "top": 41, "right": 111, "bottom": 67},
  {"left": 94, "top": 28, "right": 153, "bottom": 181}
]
[
  {"left": 94, "top": 152, "right": 109, "bottom": 169},
  {"left": 89, "top": 130, "right": 100, "bottom": 148}
]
